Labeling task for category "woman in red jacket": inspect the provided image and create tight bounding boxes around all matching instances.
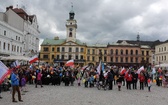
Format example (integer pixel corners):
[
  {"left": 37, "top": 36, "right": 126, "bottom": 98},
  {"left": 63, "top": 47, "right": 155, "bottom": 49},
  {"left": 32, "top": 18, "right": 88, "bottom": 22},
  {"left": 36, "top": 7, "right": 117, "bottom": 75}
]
[
  {"left": 139, "top": 71, "right": 145, "bottom": 90},
  {"left": 125, "top": 71, "right": 133, "bottom": 90}
]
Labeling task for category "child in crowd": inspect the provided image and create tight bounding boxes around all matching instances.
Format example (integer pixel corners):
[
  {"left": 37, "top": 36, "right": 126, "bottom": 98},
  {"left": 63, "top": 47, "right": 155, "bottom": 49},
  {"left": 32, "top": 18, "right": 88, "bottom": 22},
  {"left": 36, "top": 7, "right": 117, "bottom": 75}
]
[
  {"left": 147, "top": 77, "right": 152, "bottom": 92},
  {"left": 88, "top": 75, "right": 94, "bottom": 88},
  {"left": 21, "top": 75, "right": 27, "bottom": 95},
  {"left": 117, "top": 75, "right": 122, "bottom": 91}
]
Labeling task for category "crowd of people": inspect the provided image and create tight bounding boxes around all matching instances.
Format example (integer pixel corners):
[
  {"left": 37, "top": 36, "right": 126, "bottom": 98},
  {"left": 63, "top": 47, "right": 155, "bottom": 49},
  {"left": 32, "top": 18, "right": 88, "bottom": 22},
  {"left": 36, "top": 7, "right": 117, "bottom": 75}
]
[{"left": 0, "top": 64, "right": 168, "bottom": 103}]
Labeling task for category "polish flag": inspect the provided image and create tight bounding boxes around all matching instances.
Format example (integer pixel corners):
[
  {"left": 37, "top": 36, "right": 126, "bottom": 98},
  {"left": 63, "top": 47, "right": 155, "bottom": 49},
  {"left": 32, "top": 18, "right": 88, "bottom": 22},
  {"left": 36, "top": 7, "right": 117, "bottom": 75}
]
[
  {"left": 96, "top": 61, "right": 101, "bottom": 75},
  {"left": 13, "top": 60, "right": 20, "bottom": 68},
  {"left": 137, "top": 66, "right": 144, "bottom": 74},
  {"left": 0, "top": 61, "right": 10, "bottom": 84},
  {"left": 120, "top": 67, "right": 126, "bottom": 75},
  {"left": 29, "top": 55, "right": 38, "bottom": 64},
  {"left": 65, "top": 60, "right": 74, "bottom": 66}
]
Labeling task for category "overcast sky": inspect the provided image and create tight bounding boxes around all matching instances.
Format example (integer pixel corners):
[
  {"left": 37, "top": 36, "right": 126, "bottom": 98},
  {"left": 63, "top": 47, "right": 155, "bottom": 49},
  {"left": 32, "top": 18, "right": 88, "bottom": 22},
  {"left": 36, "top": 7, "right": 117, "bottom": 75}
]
[{"left": 1, "top": 0, "right": 168, "bottom": 45}]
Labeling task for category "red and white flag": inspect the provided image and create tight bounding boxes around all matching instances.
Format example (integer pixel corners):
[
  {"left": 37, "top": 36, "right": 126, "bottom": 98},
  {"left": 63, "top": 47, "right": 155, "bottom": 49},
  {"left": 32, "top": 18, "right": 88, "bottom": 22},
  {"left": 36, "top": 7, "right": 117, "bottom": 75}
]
[
  {"left": 0, "top": 61, "right": 10, "bottom": 84},
  {"left": 120, "top": 67, "right": 126, "bottom": 75},
  {"left": 137, "top": 66, "right": 144, "bottom": 74},
  {"left": 13, "top": 60, "right": 20, "bottom": 68},
  {"left": 96, "top": 61, "right": 101, "bottom": 75},
  {"left": 29, "top": 55, "right": 38, "bottom": 64},
  {"left": 65, "top": 60, "right": 74, "bottom": 66}
]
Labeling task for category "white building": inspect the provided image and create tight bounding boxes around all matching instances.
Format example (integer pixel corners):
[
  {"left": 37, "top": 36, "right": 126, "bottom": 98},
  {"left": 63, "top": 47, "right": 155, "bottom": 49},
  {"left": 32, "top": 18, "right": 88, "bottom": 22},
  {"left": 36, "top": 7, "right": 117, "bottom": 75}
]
[
  {"left": 0, "top": 6, "right": 40, "bottom": 57},
  {"left": 155, "top": 40, "right": 168, "bottom": 65}
]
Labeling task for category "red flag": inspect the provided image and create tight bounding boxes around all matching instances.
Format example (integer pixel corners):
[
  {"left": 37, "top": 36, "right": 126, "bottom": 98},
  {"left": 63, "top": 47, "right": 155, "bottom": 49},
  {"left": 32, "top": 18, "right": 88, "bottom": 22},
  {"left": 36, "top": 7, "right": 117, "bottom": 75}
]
[
  {"left": 29, "top": 55, "right": 38, "bottom": 64},
  {"left": 137, "top": 66, "right": 144, "bottom": 74},
  {"left": 120, "top": 67, "right": 126, "bottom": 75},
  {"left": 65, "top": 60, "right": 74, "bottom": 66}
]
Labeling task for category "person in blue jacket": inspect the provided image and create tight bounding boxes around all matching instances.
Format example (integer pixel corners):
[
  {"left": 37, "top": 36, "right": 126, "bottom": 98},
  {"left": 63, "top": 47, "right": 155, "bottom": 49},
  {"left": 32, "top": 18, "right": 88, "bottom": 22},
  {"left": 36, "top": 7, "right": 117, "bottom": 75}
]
[{"left": 11, "top": 68, "right": 23, "bottom": 102}]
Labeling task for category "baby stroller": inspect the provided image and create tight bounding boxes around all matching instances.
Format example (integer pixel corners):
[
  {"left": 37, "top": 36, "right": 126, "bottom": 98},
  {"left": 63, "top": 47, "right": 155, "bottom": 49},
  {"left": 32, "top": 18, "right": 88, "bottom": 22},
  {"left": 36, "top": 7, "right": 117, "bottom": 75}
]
[{"left": 96, "top": 80, "right": 107, "bottom": 90}]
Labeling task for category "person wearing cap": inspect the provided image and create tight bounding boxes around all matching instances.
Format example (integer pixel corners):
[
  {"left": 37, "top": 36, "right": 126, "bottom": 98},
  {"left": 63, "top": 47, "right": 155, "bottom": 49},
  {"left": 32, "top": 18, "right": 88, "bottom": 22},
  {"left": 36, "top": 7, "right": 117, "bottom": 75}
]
[{"left": 11, "top": 68, "right": 23, "bottom": 102}]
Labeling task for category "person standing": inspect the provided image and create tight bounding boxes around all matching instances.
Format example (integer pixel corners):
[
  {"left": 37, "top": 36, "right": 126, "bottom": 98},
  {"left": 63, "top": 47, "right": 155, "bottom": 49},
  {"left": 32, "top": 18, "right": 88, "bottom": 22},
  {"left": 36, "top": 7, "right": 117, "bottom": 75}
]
[
  {"left": 125, "top": 71, "right": 133, "bottom": 90},
  {"left": 36, "top": 70, "right": 43, "bottom": 88},
  {"left": 132, "top": 70, "right": 138, "bottom": 89},
  {"left": 139, "top": 71, "right": 145, "bottom": 90},
  {"left": 147, "top": 77, "right": 152, "bottom": 92},
  {"left": 11, "top": 68, "right": 23, "bottom": 102},
  {"left": 0, "top": 83, "right": 2, "bottom": 99},
  {"left": 107, "top": 70, "right": 114, "bottom": 90}
]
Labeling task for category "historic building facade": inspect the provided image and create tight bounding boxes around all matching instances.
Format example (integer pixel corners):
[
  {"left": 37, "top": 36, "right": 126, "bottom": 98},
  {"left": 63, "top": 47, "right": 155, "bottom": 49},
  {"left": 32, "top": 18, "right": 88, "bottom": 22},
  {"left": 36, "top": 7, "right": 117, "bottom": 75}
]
[
  {"left": 40, "top": 7, "right": 163, "bottom": 67},
  {"left": 155, "top": 41, "right": 168, "bottom": 65},
  {"left": 0, "top": 6, "right": 40, "bottom": 57}
]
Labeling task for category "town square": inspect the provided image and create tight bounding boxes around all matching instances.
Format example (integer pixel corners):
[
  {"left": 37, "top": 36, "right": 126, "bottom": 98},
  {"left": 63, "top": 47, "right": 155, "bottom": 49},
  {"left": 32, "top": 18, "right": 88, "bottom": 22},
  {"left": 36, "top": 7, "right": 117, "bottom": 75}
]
[{"left": 0, "top": 0, "right": 168, "bottom": 105}]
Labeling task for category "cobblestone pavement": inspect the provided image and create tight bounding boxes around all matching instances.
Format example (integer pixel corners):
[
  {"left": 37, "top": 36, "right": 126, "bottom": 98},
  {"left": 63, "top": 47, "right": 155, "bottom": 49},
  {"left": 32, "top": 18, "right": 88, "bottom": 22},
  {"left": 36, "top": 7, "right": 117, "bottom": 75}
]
[{"left": 1, "top": 82, "right": 168, "bottom": 105}]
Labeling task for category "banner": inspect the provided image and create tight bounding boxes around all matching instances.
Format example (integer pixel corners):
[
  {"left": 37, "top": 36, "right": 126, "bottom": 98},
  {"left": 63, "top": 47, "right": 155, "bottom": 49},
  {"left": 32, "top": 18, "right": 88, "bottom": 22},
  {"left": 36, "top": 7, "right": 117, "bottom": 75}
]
[{"left": 0, "top": 61, "right": 10, "bottom": 84}]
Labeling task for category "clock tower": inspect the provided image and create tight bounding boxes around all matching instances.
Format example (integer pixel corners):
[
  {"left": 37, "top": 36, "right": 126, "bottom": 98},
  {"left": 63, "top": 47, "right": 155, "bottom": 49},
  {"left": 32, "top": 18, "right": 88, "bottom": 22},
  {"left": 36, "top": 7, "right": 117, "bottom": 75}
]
[{"left": 66, "top": 5, "right": 77, "bottom": 42}]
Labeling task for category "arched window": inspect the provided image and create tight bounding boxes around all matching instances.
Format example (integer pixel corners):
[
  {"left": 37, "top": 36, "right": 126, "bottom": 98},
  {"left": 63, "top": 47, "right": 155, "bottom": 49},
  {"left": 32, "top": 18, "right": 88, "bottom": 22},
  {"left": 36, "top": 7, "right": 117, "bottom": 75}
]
[
  {"left": 69, "top": 32, "right": 72, "bottom": 37},
  {"left": 110, "top": 49, "right": 113, "bottom": 54},
  {"left": 121, "top": 49, "right": 123, "bottom": 55},
  {"left": 116, "top": 49, "right": 118, "bottom": 55}
]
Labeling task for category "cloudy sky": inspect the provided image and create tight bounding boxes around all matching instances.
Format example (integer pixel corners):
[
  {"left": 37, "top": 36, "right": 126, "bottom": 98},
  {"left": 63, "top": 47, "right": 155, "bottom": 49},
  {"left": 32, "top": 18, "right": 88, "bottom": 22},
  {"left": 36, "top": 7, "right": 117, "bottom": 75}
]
[{"left": 1, "top": 0, "right": 168, "bottom": 45}]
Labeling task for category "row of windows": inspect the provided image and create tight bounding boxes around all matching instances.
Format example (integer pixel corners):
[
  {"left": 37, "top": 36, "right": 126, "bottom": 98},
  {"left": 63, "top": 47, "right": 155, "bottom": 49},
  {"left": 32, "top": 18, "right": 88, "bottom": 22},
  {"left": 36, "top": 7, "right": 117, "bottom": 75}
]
[
  {"left": 158, "top": 46, "right": 167, "bottom": 52},
  {"left": 0, "top": 41, "right": 22, "bottom": 53},
  {"left": 87, "top": 56, "right": 139, "bottom": 63},
  {"left": 43, "top": 55, "right": 84, "bottom": 60},
  {"left": 43, "top": 47, "right": 84, "bottom": 52},
  {"left": 156, "top": 56, "right": 167, "bottom": 62},
  {"left": 0, "top": 29, "right": 21, "bottom": 41}
]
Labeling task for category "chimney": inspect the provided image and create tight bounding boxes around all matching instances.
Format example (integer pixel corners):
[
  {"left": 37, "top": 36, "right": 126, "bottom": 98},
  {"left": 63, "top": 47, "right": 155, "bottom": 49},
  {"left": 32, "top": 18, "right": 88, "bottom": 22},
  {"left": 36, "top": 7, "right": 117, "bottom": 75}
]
[{"left": 6, "top": 6, "right": 13, "bottom": 11}]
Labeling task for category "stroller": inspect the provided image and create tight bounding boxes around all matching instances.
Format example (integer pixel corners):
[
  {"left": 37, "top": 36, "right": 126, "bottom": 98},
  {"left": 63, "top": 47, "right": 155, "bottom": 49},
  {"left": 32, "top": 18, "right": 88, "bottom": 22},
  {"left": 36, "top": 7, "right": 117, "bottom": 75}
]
[{"left": 96, "top": 80, "right": 108, "bottom": 90}]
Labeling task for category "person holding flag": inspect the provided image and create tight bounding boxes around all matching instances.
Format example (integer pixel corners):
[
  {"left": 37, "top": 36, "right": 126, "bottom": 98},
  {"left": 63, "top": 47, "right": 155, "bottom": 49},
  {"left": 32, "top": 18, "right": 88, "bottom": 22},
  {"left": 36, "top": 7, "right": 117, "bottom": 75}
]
[{"left": 11, "top": 68, "right": 23, "bottom": 102}]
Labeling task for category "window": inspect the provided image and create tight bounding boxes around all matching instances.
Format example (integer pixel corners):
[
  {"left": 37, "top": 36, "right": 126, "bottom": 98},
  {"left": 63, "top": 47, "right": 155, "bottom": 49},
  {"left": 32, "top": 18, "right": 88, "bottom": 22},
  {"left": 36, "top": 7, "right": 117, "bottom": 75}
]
[
  {"left": 68, "top": 55, "right": 72, "bottom": 60},
  {"left": 126, "top": 57, "right": 128, "bottom": 63},
  {"left": 116, "top": 49, "right": 118, "bottom": 55},
  {"left": 69, "top": 32, "right": 72, "bottom": 37},
  {"left": 43, "top": 47, "right": 49, "bottom": 51},
  {"left": 76, "top": 48, "right": 79, "bottom": 52},
  {"left": 116, "top": 57, "right": 118, "bottom": 62},
  {"left": 43, "top": 55, "right": 48, "bottom": 59},
  {"left": 92, "top": 56, "right": 95, "bottom": 61},
  {"left": 104, "top": 57, "right": 107, "bottom": 62},
  {"left": 62, "top": 47, "right": 64, "bottom": 52},
  {"left": 8, "top": 43, "right": 10, "bottom": 50},
  {"left": 4, "top": 30, "right": 6, "bottom": 35},
  {"left": 17, "top": 46, "right": 19, "bottom": 52},
  {"left": 146, "top": 58, "right": 149, "bottom": 63},
  {"left": 52, "top": 55, "right": 54, "bottom": 59},
  {"left": 131, "top": 50, "right": 133, "bottom": 55},
  {"left": 104, "top": 50, "right": 107, "bottom": 55},
  {"left": 87, "top": 49, "right": 90, "bottom": 54},
  {"left": 131, "top": 57, "right": 133, "bottom": 63},
  {"left": 57, "top": 55, "right": 60, "bottom": 59},
  {"left": 146, "top": 51, "right": 149, "bottom": 56},
  {"left": 164, "top": 47, "right": 166, "bottom": 51},
  {"left": 16, "top": 36, "right": 18, "bottom": 40},
  {"left": 92, "top": 49, "right": 95, "bottom": 54},
  {"left": 3, "top": 42, "right": 5, "bottom": 50},
  {"left": 52, "top": 48, "right": 55, "bottom": 52},
  {"left": 136, "top": 50, "right": 138, "bottom": 55},
  {"left": 136, "top": 58, "right": 138, "bottom": 63},
  {"left": 75, "top": 55, "right": 78, "bottom": 59},
  {"left": 56, "top": 47, "right": 60, "bottom": 52},
  {"left": 81, "top": 55, "right": 83, "bottom": 59},
  {"left": 20, "top": 47, "right": 22, "bottom": 53},
  {"left": 120, "top": 57, "right": 123, "bottom": 62},
  {"left": 110, "top": 49, "right": 113, "bottom": 54},
  {"left": 120, "top": 49, "right": 123, "bottom": 55},
  {"left": 165, "top": 56, "right": 166, "bottom": 60},
  {"left": 142, "top": 51, "right": 144, "bottom": 56},
  {"left": 111, "top": 57, "right": 113, "bottom": 62},
  {"left": 87, "top": 56, "right": 90, "bottom": 61},
  {"left": 126, "top": 50, "right": 128, "bottom": 55},
  {"left": 69, "top": 48, "right": 72, "bottom": 52},
  {"left": 61, "top": 55, "right": 64, "bottom": 59},
  {"left": 81, "top": 48, "right": 84, "bottom": 52}
]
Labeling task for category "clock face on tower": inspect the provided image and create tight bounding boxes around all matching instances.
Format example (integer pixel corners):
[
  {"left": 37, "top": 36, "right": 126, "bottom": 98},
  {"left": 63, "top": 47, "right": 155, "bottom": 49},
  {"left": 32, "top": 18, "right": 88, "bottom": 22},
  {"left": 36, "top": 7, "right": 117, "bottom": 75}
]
[{"left": 69, "top": 28, "right": 73, "bottom": 31}]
